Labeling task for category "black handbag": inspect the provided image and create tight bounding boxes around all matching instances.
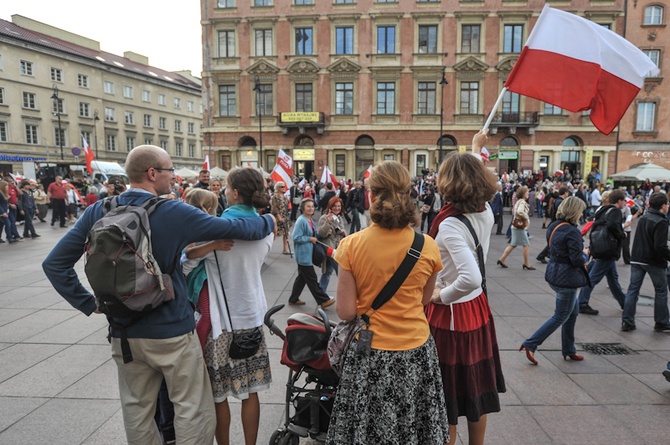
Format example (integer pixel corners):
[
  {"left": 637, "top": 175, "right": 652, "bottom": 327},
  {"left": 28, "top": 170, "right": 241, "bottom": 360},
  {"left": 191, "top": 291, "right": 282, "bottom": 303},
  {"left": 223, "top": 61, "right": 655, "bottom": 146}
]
[
  {"left": 214, "top": 252, "right": 263, "bottom": 360},
  {"left": 311, "top": 221, "right": 326, "bottom": 266}
]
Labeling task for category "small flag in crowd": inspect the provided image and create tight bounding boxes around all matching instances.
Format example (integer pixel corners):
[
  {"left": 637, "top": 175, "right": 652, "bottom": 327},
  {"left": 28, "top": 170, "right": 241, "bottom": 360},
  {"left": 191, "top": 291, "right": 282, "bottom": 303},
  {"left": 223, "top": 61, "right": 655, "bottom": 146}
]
[
  {"left": 504, "top": 5, "right": 660, "bottom": 135},
  {"left": 480, "top": 147, "right": 490, "bottom": 163},
  {"left": 362, "top": 165, "right": 373, "bottom": 179},
  {"left": 82, "top": 134, "right": 95, "bottom": 174},
  {"left": 271, "top": 149, "right": 293, "bottom": 185},
  {"left": 203, "top": 155, "right": 210, "bottom": 171},
  {"left": 320, "top": 166, "right": 339, "bottom": 189}
]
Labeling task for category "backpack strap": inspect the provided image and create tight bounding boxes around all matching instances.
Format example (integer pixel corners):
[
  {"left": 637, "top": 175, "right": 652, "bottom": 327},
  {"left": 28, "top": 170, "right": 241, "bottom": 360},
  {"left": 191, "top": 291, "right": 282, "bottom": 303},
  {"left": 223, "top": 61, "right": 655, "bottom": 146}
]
[{"left": 451, "top": 214, "right": 488, "bottom": 298}]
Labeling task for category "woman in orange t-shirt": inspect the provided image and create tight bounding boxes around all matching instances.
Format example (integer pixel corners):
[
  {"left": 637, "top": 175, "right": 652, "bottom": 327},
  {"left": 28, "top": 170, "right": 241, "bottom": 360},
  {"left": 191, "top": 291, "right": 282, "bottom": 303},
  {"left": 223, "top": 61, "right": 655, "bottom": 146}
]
[{"left": 326, "top": 161, "right": 449, "bottom": 445}]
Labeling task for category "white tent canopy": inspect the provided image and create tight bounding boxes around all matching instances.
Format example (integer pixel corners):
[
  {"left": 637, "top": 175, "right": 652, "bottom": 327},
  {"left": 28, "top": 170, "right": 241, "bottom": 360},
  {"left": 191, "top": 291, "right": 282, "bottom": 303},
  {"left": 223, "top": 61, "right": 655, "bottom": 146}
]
[
  {"left": 174, "top": 167, "right": 199, "bottom": 178},
  {"left": 610, "top": 163, "right": 670, "bottom": 182},
  {"left": 209, "top": 166, "right": 228, "bottom": 179}
]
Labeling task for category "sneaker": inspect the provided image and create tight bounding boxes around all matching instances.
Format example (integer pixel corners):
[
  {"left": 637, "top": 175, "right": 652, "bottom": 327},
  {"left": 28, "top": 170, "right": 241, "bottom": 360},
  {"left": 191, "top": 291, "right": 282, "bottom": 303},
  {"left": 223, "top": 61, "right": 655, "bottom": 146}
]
[
  {"left": 579, "top": 305, "right": 600, "bottom": 316},
  {"left": 621, "top": 321, "right": 637, "bottom": 332},
  {"left": 663, "top": 369, "right": 670, "bottom": 383},
  {"left": 288, "top": 299, "right": 305, "bottom": 306},
  {"left": 653, "top": 323, "right": 670, "bottom": 332},
  {"left": 320, "top": 299, "right": 336, "bottom": 309},
  {"left": 50, "top": 221, "right": 55, "bottom": 226}
]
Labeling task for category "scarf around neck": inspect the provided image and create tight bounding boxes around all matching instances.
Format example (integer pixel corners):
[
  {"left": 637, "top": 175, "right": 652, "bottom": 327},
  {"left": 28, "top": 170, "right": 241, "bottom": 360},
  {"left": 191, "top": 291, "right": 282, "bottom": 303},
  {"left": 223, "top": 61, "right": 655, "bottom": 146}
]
[
  {"left": 428, "top": 202, "right": 462, "bottom": 239},
  {"left": 222, "top": 204, "right": 258, "bottom": 220}
]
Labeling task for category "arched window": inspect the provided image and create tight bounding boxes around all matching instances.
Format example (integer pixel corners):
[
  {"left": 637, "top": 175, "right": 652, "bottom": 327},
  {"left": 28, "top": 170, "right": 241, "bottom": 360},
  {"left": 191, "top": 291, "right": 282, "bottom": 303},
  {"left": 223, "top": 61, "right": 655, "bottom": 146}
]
[
  {"left": 239, "top": 136, "right": 257, "bottom": 147},
  {"left": 562, "top": 137, "right": 579, "bottom": 147},
  {"left": 437, "top": 135, "right": 456, "bottom": 146},
  {"left": 562, "top": 137, "right": 580, "bottom": 163},
  {"left": 355, "top": 135, "right": 374, "bottom": 179},
  {"left": 645, "top": 5, "right": 664, "bottom": 25},
  {"left": 355, "top": 135, "right": 375, "bottom": 146},
  {"left": 295, "top": 135, "right": 314, "bottom": 146},
  {"left": 501, "top": 136, "right": 519, "bottom": 146}
]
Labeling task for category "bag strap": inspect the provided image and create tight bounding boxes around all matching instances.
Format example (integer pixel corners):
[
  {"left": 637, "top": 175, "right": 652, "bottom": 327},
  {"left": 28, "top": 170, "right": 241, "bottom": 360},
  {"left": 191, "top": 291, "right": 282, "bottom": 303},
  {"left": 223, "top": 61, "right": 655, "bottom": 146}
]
[
  {"left": 363, "top": 231, "right": 424, "bottom": 323},
  {"left": 213, "top": 251, "right": 236, "bottom": 332},
  {"left": 549, "top": 222, "right": 571, "bottom": 246},
  {"left": 451, "top": 214, "right": 488, "bottom": 298}
]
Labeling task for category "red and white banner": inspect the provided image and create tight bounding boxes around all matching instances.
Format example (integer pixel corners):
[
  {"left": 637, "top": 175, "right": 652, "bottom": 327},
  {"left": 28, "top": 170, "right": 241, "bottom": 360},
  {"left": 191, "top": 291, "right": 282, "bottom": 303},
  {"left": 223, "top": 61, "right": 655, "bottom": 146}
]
[
  {"left": 82, "top": 134, "right": 95, "bottom": 175},
  {"left": 480, "top": 147, "right": 490, "bottom": 163},
  {"left": 362, "top": 165, "right": 373, "bottom": 179},
  {"left": 270, "top": 149, "right": 293, "bottom": 185},
  {"left": 320, "top": 166, "right": 339, "bottom": 189},
  {"left": 203, "top": 155, "right": 210, "bottom": 171},
  {"left": 504, "top": 5, "right": 660, "bottom": 135}
]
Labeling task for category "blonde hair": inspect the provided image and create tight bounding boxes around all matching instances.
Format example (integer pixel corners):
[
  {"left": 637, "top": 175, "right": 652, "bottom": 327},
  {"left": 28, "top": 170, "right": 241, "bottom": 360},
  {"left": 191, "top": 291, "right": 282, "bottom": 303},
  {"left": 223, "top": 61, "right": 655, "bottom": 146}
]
[
  {"left": 556, "top": 196, "right": 586, "bottom": 224},
  {"left": 438, "top": 153, "right": 497, "bottom": 213},
  {"left": 184, "top": 188, "right": 218, "bottom": 215},
  {"left": 600, "top": 191, "right": 611, "bottom": 205},
  {"left": 368, "top": 161, "right": 419, "bottom": 229}
]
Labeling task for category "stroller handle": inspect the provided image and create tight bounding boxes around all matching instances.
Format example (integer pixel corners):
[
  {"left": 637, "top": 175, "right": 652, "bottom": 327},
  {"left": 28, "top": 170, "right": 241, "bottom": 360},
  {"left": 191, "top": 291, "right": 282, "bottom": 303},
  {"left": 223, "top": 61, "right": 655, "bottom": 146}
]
[
  {"left": 264, "top": 304, "right": 286, "bottom": 340},
  {"left": 317, "top": 308, "right": 332, "bottom": 337}
]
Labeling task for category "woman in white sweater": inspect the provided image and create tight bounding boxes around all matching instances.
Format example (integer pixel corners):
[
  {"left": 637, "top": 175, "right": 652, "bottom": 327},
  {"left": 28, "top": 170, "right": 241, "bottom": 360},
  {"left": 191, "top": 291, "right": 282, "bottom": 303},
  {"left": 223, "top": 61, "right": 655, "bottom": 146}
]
[{"left": 497, "top": 186, "right": 535, "bottom": 270}]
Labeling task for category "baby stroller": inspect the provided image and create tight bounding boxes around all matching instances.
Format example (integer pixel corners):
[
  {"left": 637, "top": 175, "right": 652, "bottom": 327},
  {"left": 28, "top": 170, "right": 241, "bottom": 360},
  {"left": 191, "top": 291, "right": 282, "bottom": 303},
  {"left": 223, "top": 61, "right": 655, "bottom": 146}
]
[{"left": 264, "top": 304, "right": 339, "bottom": 444}]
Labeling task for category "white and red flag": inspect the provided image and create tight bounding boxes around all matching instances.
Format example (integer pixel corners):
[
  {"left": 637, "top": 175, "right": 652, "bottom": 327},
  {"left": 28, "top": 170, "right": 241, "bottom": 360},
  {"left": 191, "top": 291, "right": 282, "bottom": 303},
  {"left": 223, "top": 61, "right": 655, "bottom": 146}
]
[
  {"left": 480, "top": 147, "right": 490, "bottom": 163},
  {"left": 82, "top": 134, "right": 95, "bottom": 175},
  {"left": 320, "top": 166, "right": 339, "bottom": 189},
  {"left": 362, "top": 165, "right": 373, "bottom": 179},
  {"left": 203, "top": 154, "right": 210, "bottom": 171},
  {"left": 504, "top": 5, "right": 660, "bottom": 135},
  {"left": 270, "top": 149, "right": 293, "bottom": 185}
]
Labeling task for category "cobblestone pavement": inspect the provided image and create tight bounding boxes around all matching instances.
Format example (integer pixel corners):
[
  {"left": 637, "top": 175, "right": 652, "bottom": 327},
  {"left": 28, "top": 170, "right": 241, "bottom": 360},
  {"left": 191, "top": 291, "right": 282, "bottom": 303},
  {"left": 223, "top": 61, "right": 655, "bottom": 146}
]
[{"left": 0, "top": 215, "right": 668, "bottom": 444}]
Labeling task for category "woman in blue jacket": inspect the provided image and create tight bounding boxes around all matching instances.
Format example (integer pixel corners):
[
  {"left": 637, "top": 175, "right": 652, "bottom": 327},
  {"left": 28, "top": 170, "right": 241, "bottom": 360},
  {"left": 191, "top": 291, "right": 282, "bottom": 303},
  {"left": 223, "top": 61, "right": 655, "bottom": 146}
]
[
  {"left": 288, "top": 198, "right": 335, "bottom": 308},
  {"left": 521, "top": 196, "right": 589, "bottom": 364}
]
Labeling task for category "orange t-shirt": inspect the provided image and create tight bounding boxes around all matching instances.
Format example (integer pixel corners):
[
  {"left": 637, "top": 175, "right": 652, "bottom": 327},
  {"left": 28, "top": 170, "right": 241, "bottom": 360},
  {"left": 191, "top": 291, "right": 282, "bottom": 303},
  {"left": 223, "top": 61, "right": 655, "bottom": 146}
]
[{"left": 334, "top": 224, "right": 442, "bottom": 351}]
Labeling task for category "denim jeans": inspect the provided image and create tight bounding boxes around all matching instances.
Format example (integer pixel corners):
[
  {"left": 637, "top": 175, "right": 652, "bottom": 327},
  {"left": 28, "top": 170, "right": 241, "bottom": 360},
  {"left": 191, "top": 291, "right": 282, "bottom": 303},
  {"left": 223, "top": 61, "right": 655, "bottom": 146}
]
[
  {"left": 319, "top": 257, "right": 338, "bottom": 293},
  {"left": 523, "top": 285, "right": 580, "bottom": 356},
  {"left": 623, "top": 264, "right": 670, "bottom": 325},
  {"left": 8, "top": 207, "right": 20, "bottom": 239},
  {"left": 350, "top": 209, "right": 361, "bottom": 234},
  {"left": 578, "top": 259, "right": 626, "bottom": 309}
]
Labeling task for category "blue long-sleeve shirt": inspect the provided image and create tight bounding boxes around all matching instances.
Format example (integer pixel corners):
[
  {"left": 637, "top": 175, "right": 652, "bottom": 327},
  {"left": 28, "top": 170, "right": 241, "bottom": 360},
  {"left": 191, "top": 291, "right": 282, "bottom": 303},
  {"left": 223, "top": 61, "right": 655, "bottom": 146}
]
[{"left": 42, "top": 189, "right": 275, "bottom": 339}]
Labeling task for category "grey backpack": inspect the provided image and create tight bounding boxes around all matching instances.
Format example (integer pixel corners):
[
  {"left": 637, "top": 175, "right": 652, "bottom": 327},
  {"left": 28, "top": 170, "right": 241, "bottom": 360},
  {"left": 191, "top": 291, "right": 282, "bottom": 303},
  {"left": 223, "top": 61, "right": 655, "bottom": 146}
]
[{"left": 85, "top": 196, "right": 174, "bottom": 363}]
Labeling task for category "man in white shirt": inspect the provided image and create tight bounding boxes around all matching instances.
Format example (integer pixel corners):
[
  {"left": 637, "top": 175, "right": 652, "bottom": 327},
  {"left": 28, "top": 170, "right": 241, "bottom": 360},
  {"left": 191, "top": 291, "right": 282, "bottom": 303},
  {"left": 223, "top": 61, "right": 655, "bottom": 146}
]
[{"left": 590, "top": 186, "right": 602, "bottom": 212}]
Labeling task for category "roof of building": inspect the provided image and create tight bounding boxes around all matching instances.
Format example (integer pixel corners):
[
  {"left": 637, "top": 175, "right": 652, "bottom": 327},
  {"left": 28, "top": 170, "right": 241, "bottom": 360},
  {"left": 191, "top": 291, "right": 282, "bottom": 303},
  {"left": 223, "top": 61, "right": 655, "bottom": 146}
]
[{"left": 0, "top": 17, "right": 200, "bottom": 91}]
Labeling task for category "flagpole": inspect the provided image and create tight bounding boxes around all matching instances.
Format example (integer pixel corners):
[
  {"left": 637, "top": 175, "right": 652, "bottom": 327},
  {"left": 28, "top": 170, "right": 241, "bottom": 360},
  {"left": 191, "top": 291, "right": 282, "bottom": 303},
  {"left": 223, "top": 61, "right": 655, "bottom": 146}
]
[{"left": 483, "top": 87, "right": 508, "bottom": 132}]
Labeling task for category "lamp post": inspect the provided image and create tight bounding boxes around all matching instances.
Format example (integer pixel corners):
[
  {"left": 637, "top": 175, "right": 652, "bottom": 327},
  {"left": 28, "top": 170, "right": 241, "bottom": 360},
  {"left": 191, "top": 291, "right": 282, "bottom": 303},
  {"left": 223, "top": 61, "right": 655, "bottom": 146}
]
[
  {"left": 253, "top": 76, "right": 263, "bottom": 169},
  {"left": 93, "top": 109, "right": 100, "bottom": 159},
  {"left": 438, "top": 69, "right": 449, "bottom": 165},
  {"left": 50, "top": 85, "right": 64, "bottom": 161}
]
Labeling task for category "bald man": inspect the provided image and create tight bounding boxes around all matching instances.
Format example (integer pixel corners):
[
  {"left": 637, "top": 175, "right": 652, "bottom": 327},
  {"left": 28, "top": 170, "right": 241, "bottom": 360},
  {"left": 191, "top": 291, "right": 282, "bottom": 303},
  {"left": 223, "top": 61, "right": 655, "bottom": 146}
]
[{"left": 43, "top": 145, "right": 276, "bottom": 445}]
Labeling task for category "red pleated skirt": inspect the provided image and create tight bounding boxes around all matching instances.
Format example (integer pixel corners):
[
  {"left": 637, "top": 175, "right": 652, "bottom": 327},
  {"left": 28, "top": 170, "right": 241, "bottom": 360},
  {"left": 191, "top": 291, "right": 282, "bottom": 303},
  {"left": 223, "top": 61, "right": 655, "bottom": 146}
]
[{"left": 425, "top": 293, "right": 506, "bottom": 425}]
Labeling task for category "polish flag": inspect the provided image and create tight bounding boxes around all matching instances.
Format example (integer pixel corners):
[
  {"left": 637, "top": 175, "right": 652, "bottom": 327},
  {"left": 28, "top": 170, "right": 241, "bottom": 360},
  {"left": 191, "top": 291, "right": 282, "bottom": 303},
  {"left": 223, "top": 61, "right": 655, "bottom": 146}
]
[
  {"left": 82, "top": 134, "right": 95, "bottom": 175},
  {"left": 320, "top": 166, "right": 339, "bottom": 189},
  {"left": 203, "top": 155, "right": 210, "bottom": 171},
  {"left": 480, "top": 147, "right": 490, "bottom": 163},
  {"left": 270, "top": 149, "right": 293, "bottom": 185},
  {"left": 504, "top": 5, "right": 660, "bottom": 135},
  {"left": 362, "top": 165, "right": 373, "bottom": 179}
]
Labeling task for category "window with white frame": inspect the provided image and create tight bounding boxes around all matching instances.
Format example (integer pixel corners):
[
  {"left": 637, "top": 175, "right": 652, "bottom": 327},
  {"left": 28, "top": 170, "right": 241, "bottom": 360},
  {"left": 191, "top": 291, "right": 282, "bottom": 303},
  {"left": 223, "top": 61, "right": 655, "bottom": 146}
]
[
  {"left": 126, "top": 136, "right": 135, "bottom": 152},
  {"left": 125, "top": 111, "right": 135, "bottom": 125},
  {"left": 159, "top": 117, "right": 167, "bottom": 130},
  {"left": 158, "top": 94, "right": 166, "bottom": 106},
  {"left": 0, "top": 87, "right": 4, "bottom": 104},
  {"left": 123, "top": 86, "right": 134, "bottom": 99},
  {"left": 544, "top": 103, "right": 562, "bottom": 115},
  {"left": 187, "top": 101, "right": 194, "bottom": 112},
  {"left": 219, "top": 85, "right": 236, "bottom": 117},
  {"left": 78, "top": 74, "right": 89, "bottom": 88},
  {"left": 23, "top": 92, "right": 36, "bottom": 109},
  {"left": 418, "top": 25, "right": 438, "bottom": 54},
  {"left": 254, "top": 0, "right": 271, "bottom": 5},
  {"left": 335, "top": 27, "right": 354, "bottom": 54},
  {"left": 460, "top": 81, "right": 479, "bottom": 114},
  {"left": 106, "top": 134, "right": 117, "bottom": 151},
  {"left": 188, "top": 122, "right": 195, "bottom": 134},
  {"left": 174, "top": 120, "right": 182, "bottom": 132},
  {"left": 218, "top": 30, "right": 236, "bottom": 58},
  {"left": 175, "top": 142, "right": 183, "bottom": 157},
  {"left": 160, "top": 140, "right": 168, "bottom": 150},
  {"left": 218, "top": 0, "right": 235, "bottom": 7},
  {"left": 636, "top": 102, "right": 656, "bottom": 131},
  {"left": 51, "top": 67, "right": 63, "bottom": 83},
  {"left": 52, "top": 97, "right": 64, "bottom": 115},
  {"left": 144, "top": 114, "right": 152, "bottom": 127},
  {"left": 335, "top": 82, "right": 353, "bottom": 115},
  {"left": 376, "top": 82, "right": 395, "bottom": 115},
  {"left": 461, "top": 25, "right": 480, "bottom": 53},
  {"left": 104, "top": 81, "right": 115, "bottom": 94},
  {"left": 144, "top": 137, "right": 153, "bottom": 145},
  {"left": 295, "top": 27, "right": 313, "bottom": 55},
  {"left": 79, "top": 102, "right": 91, "bottom": 117},
  {"left": 377, "top": 26, "right": 395, "bottom": 54},
  {"left": 20, "top": 60, "right": 33, "bottom": 76},
  {"left": 188, "top": 144, "right": 196, "bottom": 158},
  {"left": 643, "top": 49, "right": 661, "bottom": 76},
  {"left": 0, "top": 122, "right": 7, "bottom": 142},
  {"left": 256, "top": 84, "right": 273, "bottom": 116},
  {"left": 105, "top": 107, "right": 116, "bottom": 121},
  {"left": 142, "top": 90, "right": 151, "bottom": 102},
  {"left": 644, "top": 5, "right": 663, "bottom": 25},
  {"left": 502, "top": 90, "right": 520, "bottom": 114},
  {"left": 295, "top": 0, "right": 313, "bottom": 4},
  {"left": 54, "top": 127, "right": 66, "bottom": 147},
  {"left": 335, "top": 0, "right": 354, "bottom": 3},
  {"left": 173, "top": 97, "right": 181, "bottom": 109},
  {"left": 25, "top": 124, "right": 38, "bottom": 144},
  {"left": 417, "top": 82, "right": 436, "bottom": 115},
  {"left": 503, "top": 24, "right": 524, "bottom": 53},
  {"left": 255, "top": 29, "right": 273, "bottom": 56},
  {"left": 295, "top": 83, "right": 313, "bottom": 112}
]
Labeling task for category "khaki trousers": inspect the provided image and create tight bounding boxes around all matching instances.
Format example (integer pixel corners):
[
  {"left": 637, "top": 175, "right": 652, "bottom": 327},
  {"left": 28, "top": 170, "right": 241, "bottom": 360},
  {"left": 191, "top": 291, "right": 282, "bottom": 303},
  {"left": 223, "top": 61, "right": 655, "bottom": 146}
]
[{"left": 112, "top": 332, "right": 216, "bottom": 445}]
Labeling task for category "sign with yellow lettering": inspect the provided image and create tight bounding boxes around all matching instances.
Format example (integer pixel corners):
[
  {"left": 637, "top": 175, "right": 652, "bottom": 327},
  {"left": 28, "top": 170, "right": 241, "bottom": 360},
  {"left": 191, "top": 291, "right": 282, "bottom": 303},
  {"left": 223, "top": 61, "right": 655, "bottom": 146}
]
[
  {"left": 294, "top": 149, "right": 315, "bottom": 161},
  {"left": 281, "top": 112, "right": 320, "bottom": 123},
  {"left": 583, "top": 147, "right": 593, "bottom": 178}
]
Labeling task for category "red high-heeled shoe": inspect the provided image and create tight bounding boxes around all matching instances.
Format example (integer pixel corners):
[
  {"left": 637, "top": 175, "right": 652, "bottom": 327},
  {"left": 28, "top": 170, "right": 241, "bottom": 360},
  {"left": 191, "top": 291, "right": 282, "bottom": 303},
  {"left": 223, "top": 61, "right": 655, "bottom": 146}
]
[
  {"left": 519, "top": 344, "right": 538, "bottom": 365},
  {"left": 564, "top": 354, "right": 584, "bottom": 361}
]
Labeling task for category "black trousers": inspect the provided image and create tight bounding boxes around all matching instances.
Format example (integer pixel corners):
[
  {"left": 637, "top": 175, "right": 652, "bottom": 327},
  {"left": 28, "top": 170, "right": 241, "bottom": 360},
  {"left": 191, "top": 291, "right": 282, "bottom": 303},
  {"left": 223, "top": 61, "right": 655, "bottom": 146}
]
[
  {"left": 290, "top": 264, "right": 330, "bottom": 305},
  {"left": 622, "top": 232, "right": 631, "bottom": 264},
  {"left": 494, "top": 214, "right": 504, "bottom": 234},
  {"left": 51, "top": 199, "right": 67, "bottom": 226},
  {"left": 537, "top": 243, "right": 550, "bottom": 260}
]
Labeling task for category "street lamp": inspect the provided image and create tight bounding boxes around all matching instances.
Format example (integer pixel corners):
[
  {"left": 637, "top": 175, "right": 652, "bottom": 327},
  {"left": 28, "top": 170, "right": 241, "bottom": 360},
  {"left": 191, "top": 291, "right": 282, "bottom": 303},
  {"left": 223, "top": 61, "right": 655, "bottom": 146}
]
[
  {"left": 253, "top": 76, "right": 263, "bottom": 169},
  {"left": 438, "top": 69, "right": 449, "bottom": 165},
  {"left": 93, "top": 109, "right": 100, "bottom": 159},
  {"left": 50, "top": 85, "right": 64, "bottom": 160}
]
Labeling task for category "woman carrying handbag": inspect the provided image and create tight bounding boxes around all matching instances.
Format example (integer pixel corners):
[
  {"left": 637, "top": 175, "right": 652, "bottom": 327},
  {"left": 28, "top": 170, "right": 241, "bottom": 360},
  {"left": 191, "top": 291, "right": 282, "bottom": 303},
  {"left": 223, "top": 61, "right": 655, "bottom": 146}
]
[{"left": 498, "top": 186, "right": 535, "bottom": 270}]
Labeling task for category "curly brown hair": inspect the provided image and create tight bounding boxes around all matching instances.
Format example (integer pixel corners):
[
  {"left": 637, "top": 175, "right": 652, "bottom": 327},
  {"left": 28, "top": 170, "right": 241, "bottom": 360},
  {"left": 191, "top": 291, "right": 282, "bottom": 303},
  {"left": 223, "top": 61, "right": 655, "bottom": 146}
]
[
  {"left": 437, "top": 153, "right": 497, "bottom": 213},
  {"left": 368, "top": 161, "right": 419, "bottom": 229}
]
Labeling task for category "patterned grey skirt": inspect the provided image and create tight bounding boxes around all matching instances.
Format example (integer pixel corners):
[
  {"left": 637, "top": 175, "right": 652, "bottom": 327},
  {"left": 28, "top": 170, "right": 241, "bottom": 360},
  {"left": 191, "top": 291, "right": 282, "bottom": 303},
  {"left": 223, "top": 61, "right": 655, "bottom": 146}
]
[
  {"left": 326, "top": 336, "right": 449, "bottom": 445},
  {"left": 204, "top": 327, "right": 272, "bottom": 403}
]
